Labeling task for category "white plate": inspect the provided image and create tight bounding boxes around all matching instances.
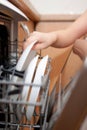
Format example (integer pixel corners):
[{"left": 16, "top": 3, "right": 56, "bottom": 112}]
[
  {"left": 9, "top": 40, "right": 37, "bottom": 100},
  {"left": 15, "top": 40, "right": 37, "bottom": 73},
  {"left": 21, "top": 55, "right": 39, "bottom": 112},
  {"left": 16, "top": 55, "right": 39, "bottom": 120},
  {"left": 26, "top": 55, "right": 49, "bottom": 120}
]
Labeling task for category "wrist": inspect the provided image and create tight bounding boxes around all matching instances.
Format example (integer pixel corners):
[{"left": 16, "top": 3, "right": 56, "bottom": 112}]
[{"left": 50, "top": 31, "right": 58, "bottom": 44}]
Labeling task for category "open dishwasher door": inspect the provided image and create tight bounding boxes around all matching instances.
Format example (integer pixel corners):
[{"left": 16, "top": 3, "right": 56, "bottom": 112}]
[{"left": 47, "top": 58, "right": 87, "bottom": 130}]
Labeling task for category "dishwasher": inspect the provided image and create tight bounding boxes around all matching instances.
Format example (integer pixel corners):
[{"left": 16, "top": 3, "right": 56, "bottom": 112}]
[
  {"left": 0, "top": 1, "right": 51, "bottom": 130},
  {"left": 1, "top": 1, "right": 87, "bottom": 130}
]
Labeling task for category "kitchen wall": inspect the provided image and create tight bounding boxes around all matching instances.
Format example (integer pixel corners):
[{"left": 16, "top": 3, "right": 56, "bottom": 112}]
[{"left": 29, "top": 0, "right": 87, "bottom": 15}]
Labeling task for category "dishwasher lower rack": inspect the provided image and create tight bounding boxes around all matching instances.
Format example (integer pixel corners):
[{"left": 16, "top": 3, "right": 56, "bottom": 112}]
[{"left": 0, "top": 71, "right": 50, "bottom": 130}]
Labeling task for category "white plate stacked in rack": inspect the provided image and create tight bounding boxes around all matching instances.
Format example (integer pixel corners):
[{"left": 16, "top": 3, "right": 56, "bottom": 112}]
[
  {"left": 9, "top": 40, "right": 50, "bottom": 121},
  {"left": 9, "top": 40, "right": 37, "bottom": 101},
  {"left": 25, "top": 55, "right": 49, "bottom": 121}
]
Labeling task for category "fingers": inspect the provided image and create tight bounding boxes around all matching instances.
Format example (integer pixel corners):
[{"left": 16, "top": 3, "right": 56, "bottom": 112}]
[
  {"left": 23, "top": 31, "right": 52, "bottom": 50},
  {"left": 32, "top": 42, "right": 47, "bottom": 50},
  {"left": 23, "top": 31, "right": 46, "bottom": 50},
  {"left": 23, "top": 31, "right": 38, "bottom": 50}
]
